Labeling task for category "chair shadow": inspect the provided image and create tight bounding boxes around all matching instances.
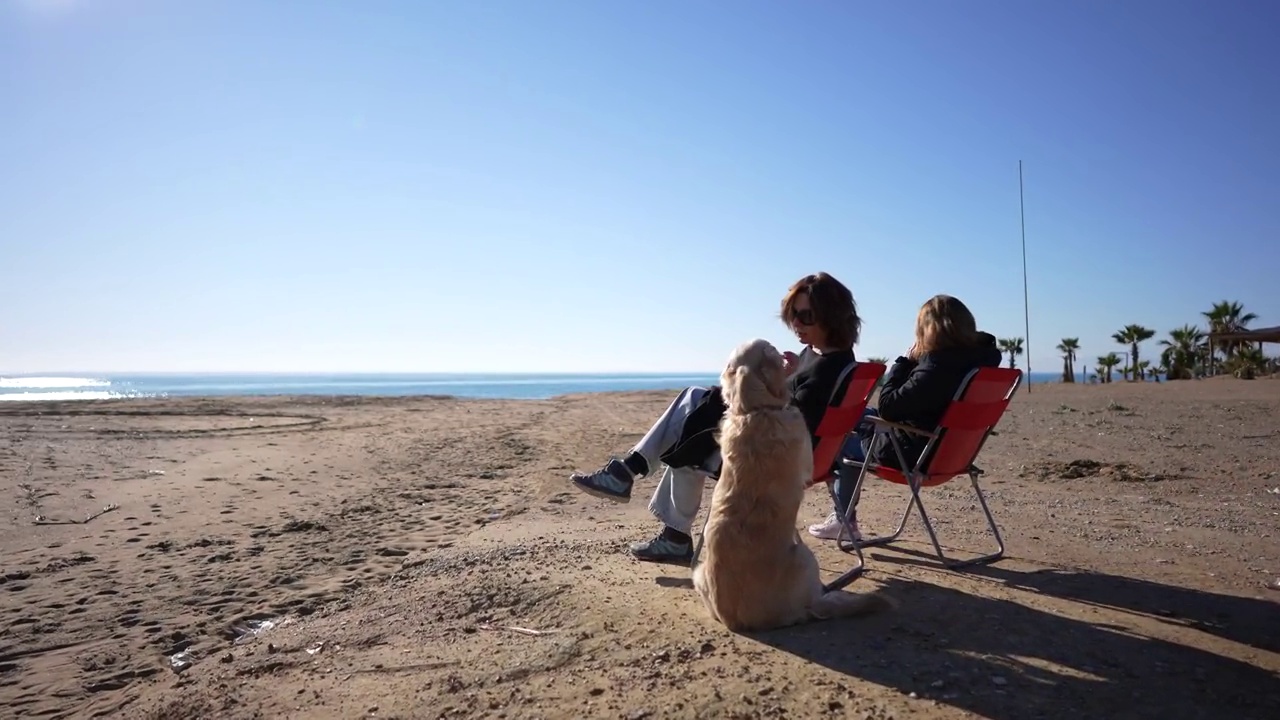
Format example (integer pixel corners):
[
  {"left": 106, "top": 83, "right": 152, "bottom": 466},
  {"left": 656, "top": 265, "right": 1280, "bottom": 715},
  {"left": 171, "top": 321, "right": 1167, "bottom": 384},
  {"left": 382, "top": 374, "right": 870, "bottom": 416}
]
[
  {"left": 656, "top": 576, "right": 693, "bottom": 589},
  {"left": 751, "top": 575, "right": 1280, "bottom": 720},
  {"left": 865, "top": 545, "right": 1280, "bottom": 654}
]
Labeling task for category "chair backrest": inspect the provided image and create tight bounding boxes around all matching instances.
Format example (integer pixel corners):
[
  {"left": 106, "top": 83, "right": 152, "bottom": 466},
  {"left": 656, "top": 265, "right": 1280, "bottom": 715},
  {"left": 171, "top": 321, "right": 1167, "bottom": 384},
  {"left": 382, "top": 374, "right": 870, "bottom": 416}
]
[
  {"left": 810, "top": 361, "right": 887, "bottom": 482},
  {"left": 922, "top": 366, "right": 1022, "bottom": 478}
]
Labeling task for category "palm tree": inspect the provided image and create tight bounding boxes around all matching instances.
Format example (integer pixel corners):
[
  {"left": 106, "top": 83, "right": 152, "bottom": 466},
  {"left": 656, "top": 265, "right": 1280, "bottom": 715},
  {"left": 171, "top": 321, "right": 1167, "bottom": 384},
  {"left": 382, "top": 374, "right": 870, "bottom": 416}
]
[
  {"left": 1096, "top": 353, "right": 1122, "bottom": 383},
  {"left": 1158, "top": 325, "right": 1204, "bottom": 380},
  {"left": 1056, "top": 338, "right": 1080, "bottom": 383},
  {"left": 1112, "top": 324, "right": 1155, "bottom": 381},
  {"left": 998, "top": 337, "right": 1024, "bottom": 369},
  {"left": 865, "top": 356, "right": 890, "bottom": 364},
  {"left": 1153, "top": 360, "right": 1169, "bottom": 383},
  {"left": 1202, "top": 301, "right": 1258, "bottom": 370},
  {"left": 1226, "top": 345, "right": 1267, "bottom": 379},
  {"left": 1134, "top": 359, "right": 1151, "bottom": 382}
]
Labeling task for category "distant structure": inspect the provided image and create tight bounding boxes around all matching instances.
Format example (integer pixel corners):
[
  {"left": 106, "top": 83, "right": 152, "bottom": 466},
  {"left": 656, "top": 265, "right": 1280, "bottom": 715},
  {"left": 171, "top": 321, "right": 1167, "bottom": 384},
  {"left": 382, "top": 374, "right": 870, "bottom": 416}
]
[{"left": 1206, "top": 325, "right": 1280, "bottom": 376}]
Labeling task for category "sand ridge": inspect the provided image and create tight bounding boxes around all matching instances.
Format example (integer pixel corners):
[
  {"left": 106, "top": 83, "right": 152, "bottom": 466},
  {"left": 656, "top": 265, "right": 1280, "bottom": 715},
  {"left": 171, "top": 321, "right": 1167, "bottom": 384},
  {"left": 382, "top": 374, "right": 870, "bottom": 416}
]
[{"left": 0, "top": 382, "right": 1278, "bottom": 719}]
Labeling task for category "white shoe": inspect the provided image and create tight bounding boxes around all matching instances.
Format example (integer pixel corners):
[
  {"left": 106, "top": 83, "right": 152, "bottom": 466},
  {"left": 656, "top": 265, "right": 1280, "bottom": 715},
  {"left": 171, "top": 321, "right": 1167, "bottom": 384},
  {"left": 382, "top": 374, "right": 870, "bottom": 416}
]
[{"left": 807, "top": 512, "right": 862, "bottom": 541}]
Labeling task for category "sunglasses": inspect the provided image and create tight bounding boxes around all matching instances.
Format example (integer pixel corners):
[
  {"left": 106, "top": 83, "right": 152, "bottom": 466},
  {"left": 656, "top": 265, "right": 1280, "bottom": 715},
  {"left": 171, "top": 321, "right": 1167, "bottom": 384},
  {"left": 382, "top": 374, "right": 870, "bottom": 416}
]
[{"left": 792, "top": 308, "right": 816, "bottom": 326}]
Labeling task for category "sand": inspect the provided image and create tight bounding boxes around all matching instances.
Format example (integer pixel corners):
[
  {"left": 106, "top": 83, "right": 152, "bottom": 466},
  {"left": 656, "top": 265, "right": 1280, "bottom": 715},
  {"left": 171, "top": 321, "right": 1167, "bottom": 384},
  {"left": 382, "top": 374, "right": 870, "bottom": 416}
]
[{"left": 1, "top": 380, "right": 1278, "bottom": 719}]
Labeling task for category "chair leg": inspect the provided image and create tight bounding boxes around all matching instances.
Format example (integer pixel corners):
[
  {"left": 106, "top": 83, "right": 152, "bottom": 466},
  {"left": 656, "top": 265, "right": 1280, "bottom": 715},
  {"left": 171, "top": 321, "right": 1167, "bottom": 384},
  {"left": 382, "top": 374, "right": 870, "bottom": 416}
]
[
  {"left": 690, "top": 511, "right": 710, "bottom": 568},
  {"left": 959, "top": 472, "right": 1005, "bottom": 567},
  {"left": 825, "top": 481, "right": 861, "bottom": 549},
  {"left": 836, "top": 459, "right": 908, "bottom": 553},
  {"left": 687, "top": 469, "right": 720, "bottom": 569},
  {"left": 912, "top": 472, "right": 1005, "bottom": 569},
  {"left": 846, "top": 431, "right": 914, "bottom": 550},
  {"left": 823, "top": 481, "right": 865, "bottom": 591},
  {"left": 855, "top": 490, "right": 914, "bottom": 549}
]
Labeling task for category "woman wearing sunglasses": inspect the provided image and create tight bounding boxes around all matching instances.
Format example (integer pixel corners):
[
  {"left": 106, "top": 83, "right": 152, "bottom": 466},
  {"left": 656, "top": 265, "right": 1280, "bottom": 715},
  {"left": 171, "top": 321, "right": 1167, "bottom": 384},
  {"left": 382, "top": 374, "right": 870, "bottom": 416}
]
[{"left": 569, "top": 272, "right": 862, "bottom": 564}]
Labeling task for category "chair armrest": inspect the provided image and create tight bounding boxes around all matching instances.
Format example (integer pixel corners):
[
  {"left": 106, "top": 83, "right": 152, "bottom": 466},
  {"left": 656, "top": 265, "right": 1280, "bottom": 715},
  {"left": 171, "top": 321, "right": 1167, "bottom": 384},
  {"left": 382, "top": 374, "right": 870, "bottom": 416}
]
[{"left": 869, "top": 417, "right": 937, "bottom": 439}]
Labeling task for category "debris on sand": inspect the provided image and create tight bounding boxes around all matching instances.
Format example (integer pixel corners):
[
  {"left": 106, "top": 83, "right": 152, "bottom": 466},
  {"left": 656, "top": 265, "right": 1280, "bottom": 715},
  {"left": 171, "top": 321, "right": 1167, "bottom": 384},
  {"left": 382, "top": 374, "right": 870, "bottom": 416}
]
[
  {"left": 33, "top": 503, "right": 119, "bottom": 526},
  {"left": 478, "top": 624, "right": 557, "bottom": 637},
  {"left": 1021, "top": 459, "right": 1175, "bottom": 482}
]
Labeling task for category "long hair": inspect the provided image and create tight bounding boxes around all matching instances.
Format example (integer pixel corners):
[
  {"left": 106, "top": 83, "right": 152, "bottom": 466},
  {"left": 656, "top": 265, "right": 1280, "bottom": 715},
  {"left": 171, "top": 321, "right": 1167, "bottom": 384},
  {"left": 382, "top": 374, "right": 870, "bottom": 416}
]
[
  {"left": 779, "top": 272, "right": 861, "bottom": 349},
  {"left": 915, "top": 295, "right": 979, "bottom": 354}
]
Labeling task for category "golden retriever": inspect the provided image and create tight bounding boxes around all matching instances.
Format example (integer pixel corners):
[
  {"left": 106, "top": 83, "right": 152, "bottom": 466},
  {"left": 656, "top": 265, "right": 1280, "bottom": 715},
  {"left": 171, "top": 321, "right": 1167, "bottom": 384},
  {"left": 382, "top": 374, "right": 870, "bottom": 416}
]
[{"left": 691, "top": 338, "right": 891, "bottom": 631}]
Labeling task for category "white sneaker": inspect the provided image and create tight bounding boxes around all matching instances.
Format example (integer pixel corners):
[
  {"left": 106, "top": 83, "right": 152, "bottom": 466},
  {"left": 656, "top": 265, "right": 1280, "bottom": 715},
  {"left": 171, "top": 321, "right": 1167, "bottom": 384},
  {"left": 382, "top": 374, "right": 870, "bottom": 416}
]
[{"left": 807, "top": 512, "right": 862, "bottom": 541}]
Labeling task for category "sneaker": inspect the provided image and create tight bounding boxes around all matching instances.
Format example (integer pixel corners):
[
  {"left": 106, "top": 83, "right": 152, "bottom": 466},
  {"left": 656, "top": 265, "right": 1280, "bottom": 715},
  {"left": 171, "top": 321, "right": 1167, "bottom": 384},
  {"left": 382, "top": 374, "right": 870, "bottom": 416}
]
[
  {"left": 807, "top": 512, "right": 863, "bottom": 542},
  {"left": 570, "top": 458, "right": 634, "bottom": 503},
  {"left": 629, "top": 533, "right": 693, "bottom": 564}
]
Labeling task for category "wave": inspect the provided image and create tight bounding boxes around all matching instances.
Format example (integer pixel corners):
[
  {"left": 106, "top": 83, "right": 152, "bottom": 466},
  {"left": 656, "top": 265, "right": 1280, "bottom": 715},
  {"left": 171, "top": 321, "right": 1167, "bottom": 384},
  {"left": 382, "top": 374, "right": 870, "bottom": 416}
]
[
  {"left": 0, "top": 390, "right": 148, "bottom": 402},
  {"left": 0, "top": 376, "right": 112, "bottom": 389}
]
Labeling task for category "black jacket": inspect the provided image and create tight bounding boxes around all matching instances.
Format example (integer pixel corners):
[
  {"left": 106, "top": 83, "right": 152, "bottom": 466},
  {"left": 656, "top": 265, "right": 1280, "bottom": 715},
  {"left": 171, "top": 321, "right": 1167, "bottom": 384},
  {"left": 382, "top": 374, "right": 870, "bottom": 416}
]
[
  {"left": 659, "top": 347, "right": 855, "bottom": 470},
  {"left": 870, "top": 332, "right": 1002, "bottom": 472},
  {"left": 787, "top": 347, "right": 856, "bottom": 449}
]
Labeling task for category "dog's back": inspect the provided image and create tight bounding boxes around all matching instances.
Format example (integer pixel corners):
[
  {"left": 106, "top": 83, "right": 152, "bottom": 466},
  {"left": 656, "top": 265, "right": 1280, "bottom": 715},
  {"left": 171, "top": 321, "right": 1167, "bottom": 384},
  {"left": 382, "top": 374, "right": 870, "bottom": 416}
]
[{"left": 693, "top": 404, "right": 816, "bottom": 631}]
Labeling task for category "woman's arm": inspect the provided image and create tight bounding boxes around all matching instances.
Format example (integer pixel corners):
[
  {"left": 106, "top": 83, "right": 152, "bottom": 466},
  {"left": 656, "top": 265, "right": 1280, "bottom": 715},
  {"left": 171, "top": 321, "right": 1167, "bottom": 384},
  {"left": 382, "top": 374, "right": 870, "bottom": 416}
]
[{"left": 877, "top": 356, "right": 951, "bottom": 423}]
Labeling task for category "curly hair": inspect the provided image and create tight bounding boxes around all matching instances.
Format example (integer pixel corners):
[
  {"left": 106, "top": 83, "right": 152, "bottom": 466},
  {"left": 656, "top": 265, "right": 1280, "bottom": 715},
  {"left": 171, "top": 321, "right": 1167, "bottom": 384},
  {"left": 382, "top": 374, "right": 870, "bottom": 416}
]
[{"left": 779, "top": 272, "right": 861, "bottom": 349}]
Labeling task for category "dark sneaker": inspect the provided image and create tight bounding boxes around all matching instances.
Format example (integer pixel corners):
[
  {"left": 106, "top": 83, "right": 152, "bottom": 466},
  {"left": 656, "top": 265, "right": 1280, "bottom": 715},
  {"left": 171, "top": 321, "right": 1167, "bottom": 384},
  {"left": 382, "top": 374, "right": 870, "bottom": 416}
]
[
  {"left": 629, "top": 533, "right": 693, "bottom": 564},
  {"left": 570, "top": 458, "right": 634, "bottom": 503}
]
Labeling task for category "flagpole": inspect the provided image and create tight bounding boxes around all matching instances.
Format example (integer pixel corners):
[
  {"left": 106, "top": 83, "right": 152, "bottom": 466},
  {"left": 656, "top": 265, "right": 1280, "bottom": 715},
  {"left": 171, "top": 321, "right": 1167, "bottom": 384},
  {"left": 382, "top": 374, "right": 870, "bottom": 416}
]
[{"left": 1019, "top": 160, "right": 1032, "bottom": 392}]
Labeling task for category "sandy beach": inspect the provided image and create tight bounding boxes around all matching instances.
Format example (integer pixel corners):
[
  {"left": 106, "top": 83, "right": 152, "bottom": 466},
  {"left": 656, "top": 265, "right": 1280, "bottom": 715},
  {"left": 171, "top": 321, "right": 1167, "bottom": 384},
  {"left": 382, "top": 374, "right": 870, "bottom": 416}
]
[{"left": 1, "top": 380, "right": 1278, "bottom": 719}]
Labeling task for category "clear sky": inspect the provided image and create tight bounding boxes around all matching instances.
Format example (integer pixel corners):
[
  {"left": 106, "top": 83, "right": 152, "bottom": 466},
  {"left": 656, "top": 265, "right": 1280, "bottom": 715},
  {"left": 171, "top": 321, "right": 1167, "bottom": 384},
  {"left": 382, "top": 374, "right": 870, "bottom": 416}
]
[{"left": 3, "top": 0, "right": 1277, "bottom": 374}]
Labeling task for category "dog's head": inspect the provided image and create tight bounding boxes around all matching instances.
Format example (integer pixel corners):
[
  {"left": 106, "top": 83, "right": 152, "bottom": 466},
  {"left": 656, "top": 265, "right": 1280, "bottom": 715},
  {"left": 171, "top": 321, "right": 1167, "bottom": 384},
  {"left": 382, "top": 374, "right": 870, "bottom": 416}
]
[{"left": 721, "top": 339, "right": 790, "bottom": 413}]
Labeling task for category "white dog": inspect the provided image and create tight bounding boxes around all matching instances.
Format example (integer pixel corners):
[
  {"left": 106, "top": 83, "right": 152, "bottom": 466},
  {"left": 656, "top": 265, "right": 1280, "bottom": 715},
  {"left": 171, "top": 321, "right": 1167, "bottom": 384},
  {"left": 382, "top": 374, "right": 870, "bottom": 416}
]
[{"left": 691, "top": 338, "right": 891, "bottom": 631}]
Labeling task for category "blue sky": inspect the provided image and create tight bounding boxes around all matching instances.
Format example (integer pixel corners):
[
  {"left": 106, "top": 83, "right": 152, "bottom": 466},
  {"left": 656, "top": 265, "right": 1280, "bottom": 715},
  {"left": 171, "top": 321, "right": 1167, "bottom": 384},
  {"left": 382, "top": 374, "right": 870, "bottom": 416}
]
[{"left": 3, "top": 0, "right": 1277, "bottom": 374}]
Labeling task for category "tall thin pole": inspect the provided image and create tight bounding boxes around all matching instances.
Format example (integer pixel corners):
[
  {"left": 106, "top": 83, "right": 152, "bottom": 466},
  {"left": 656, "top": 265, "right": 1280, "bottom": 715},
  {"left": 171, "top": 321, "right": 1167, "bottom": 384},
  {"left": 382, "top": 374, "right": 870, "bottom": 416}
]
[{"left": 1019, "top": 160, "right": 1032, "bottom": 391}]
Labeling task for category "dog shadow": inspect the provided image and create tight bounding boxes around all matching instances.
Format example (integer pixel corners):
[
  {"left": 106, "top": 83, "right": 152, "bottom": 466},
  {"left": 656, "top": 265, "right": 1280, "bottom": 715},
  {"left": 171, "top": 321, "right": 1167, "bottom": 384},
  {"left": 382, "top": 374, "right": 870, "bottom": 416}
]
[{"left": 749, "top": 572, "right": 1279, "bottom": 719}]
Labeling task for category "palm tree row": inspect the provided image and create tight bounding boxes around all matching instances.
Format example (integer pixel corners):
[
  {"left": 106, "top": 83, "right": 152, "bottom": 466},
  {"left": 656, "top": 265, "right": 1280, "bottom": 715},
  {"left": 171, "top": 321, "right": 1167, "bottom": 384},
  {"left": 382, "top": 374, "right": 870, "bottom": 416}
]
[
  {"left": 1052, "top": 300, "right": 1273, "bottom": 384},
  {"left": 867, "top": 300, "right": 1271, "bottom": 383}
]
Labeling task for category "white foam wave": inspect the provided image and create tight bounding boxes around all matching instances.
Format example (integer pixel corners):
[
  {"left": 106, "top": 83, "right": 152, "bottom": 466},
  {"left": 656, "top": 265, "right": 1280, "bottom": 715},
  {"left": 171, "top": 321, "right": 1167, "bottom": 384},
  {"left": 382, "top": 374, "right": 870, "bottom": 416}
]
[
  {"left": 0, "top": 376, "right": 111, "bottom": 389},
  {"left": 0, "top": 391, "right": 122, "bottom": 402}
]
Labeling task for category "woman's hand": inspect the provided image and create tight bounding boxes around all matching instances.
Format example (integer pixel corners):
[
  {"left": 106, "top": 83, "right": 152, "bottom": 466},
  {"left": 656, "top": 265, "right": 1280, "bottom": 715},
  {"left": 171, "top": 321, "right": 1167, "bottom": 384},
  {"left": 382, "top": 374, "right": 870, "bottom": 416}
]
[{"left": 783, "top": 350, "right": 801, "bottom": 376}]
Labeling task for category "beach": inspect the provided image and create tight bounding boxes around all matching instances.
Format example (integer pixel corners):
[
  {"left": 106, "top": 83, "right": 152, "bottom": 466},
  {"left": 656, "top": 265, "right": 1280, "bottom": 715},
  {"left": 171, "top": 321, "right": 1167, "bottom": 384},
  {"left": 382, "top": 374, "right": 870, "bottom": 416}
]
[{"left": 1, "top": 380, "right": 1278, "bottom": 719}]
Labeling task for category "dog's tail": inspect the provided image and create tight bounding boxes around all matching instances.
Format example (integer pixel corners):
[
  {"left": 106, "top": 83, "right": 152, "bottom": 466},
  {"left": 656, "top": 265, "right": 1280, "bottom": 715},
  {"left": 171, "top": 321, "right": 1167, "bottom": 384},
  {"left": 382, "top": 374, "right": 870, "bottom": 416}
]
[{"left": 808, "top": 589, "right": 896, "bottom": 621}]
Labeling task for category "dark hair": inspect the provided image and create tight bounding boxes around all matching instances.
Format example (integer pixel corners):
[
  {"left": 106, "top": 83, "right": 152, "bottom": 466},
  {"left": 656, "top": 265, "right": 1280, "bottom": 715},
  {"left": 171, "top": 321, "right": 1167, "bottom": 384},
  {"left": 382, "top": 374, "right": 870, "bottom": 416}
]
[{"left": 780, "top": 272, "right": 861, "bottom": 349}]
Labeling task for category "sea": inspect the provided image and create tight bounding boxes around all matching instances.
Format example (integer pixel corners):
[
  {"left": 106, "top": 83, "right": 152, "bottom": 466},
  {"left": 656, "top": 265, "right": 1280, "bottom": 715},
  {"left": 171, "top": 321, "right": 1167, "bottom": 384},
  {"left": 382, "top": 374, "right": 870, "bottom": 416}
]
[{"left": 0, "top": 371, "right": 1066, "bottom": 403}]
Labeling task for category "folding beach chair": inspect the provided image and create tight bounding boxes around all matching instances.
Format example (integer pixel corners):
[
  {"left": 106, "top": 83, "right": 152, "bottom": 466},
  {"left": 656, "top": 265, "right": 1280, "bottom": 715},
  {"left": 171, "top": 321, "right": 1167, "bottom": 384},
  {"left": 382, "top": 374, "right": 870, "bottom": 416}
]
[
  {"left": 690, "top": 360, "right": 887, "bottom": 567},
  {"left": 825, "top": 366, "right": 1022, "bottom": 590}
]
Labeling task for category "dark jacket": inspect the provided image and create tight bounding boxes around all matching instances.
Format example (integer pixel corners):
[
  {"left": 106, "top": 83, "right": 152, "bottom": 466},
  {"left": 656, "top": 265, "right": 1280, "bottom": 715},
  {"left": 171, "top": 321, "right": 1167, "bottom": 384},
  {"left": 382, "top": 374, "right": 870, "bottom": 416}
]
[
  {"left": 787, "top": 347, "right": 856, "bottom": 449},
  {"left": 870, "top": 332, "right": 1002, "bottom": 472},
  {"left": 659, "top": 347, "right": 855, "bottom": 470}
]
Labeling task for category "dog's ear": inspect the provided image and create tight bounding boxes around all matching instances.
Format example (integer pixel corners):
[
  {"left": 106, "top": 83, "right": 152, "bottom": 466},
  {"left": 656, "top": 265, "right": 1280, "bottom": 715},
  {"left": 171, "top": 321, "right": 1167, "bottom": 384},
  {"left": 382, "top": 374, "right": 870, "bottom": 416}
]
[
  {"left": 761, "top": 351, "right": 788, "bottom": 401},
  {"left": 723, "top": 364, "right": 749, "bottom": 413}
]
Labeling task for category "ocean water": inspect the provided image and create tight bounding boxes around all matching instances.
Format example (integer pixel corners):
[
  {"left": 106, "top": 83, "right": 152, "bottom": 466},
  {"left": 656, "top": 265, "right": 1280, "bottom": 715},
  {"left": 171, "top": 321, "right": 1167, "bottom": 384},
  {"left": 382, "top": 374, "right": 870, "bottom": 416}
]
[
  {"left": 0, "top": 373, "right": 726, "bottom": 402},
  {"left": 0, "top": 371, "right": 1066, "bottom": 403}
]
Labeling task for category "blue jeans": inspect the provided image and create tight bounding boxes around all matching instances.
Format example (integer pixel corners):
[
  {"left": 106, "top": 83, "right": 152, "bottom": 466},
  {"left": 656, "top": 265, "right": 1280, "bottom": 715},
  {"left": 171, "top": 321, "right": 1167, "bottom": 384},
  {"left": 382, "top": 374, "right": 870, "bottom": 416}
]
[{"left": 832, "top": 408, "right": 879, "bottom": 516}]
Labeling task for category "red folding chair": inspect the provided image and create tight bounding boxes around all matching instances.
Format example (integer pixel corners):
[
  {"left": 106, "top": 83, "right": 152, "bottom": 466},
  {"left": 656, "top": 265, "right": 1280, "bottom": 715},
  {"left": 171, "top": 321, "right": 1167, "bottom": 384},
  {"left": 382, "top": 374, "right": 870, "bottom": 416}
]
[
  {"left": 828, "top": 367, "right": 1022, "bottom": 588},
  {"left": 690, "top": 360, "right": 887, "bottom": 567}
]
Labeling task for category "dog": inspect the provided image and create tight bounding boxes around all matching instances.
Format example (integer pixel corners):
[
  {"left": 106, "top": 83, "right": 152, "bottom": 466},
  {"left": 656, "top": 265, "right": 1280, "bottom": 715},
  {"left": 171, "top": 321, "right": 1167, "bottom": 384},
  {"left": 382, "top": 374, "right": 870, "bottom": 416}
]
[{"left": 691, "top": 338, "right": 892, "bottom": 631}]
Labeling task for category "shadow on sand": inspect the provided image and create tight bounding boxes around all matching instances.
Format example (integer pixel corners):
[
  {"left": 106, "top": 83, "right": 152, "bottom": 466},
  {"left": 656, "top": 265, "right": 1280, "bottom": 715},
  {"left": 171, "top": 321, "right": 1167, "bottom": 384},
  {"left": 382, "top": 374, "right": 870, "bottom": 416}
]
[
  {"left": 752, "top": 567, "right": 1279, "bottom": 720},
  {"left": 874, "top": 546, "right": 1280, "bottom": 654}
]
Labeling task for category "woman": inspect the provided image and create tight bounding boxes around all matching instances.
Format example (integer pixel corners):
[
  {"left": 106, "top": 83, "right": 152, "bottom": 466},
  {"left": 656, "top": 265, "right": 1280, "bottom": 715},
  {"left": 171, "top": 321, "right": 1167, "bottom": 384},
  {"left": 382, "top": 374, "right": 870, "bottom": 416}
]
[
  {"left": 806, "top": 294, "right": 1001, "bottom": 541},
  {"left": 570, "top": 272, "right": 862, "bottom": 564}
]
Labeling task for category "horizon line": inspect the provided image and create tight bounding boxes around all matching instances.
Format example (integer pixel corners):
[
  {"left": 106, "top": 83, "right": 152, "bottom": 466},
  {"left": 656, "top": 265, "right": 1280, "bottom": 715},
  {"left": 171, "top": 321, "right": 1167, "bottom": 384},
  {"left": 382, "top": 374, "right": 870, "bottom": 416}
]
[
  {"left": 1, "top": 368, "right": 1069, "bottom": 377},
  {"left": 0, "top": 370, "right": 728, "bottom": 377}
]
